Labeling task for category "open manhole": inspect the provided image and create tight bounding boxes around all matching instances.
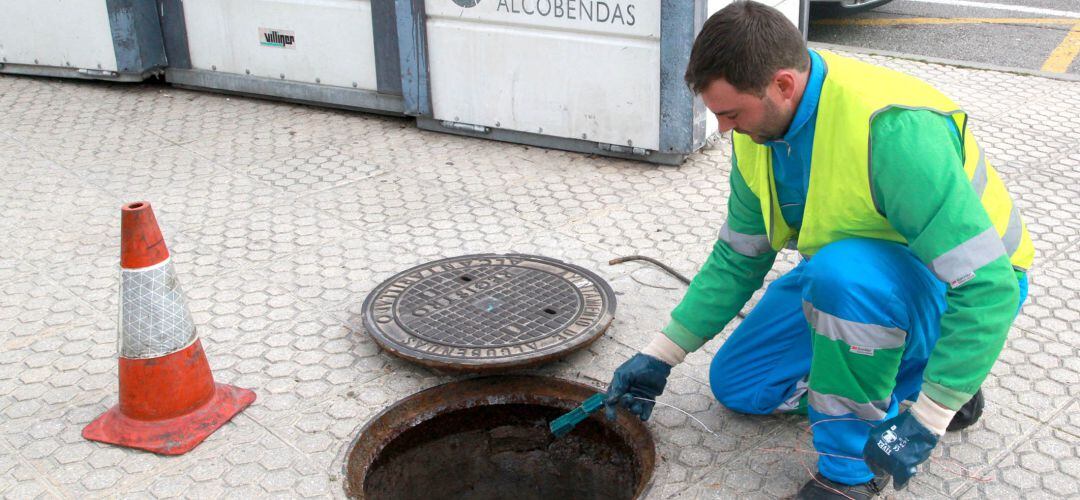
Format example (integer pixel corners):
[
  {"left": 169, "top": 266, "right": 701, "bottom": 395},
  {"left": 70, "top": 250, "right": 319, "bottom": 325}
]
[
  {"left": 361, "top": 254, "right": 617, "bottom": 372},
  {"left": 344, "top": 376, "right": 655, "bottom": 500}
]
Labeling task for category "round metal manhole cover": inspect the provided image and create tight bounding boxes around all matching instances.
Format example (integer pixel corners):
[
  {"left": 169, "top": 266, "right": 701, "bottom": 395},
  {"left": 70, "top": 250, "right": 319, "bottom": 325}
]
[{"left": 361, "top": 254, "right": 616, "bottom": 372}]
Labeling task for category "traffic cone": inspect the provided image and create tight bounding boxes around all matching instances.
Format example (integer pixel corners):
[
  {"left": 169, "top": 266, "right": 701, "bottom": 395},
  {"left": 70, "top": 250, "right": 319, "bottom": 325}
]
[{"left": 82, "top": 201, "right": 256, "bottom": 455}]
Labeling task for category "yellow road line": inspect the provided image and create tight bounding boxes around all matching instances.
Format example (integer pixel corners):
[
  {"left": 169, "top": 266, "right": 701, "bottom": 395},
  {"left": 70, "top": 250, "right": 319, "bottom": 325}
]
[
  {"left": 1042, "top": 22, "right": 1080, "bottom": 72},
  {"left": 813, "top": 17, "right": 1077, "bottom": 26}
]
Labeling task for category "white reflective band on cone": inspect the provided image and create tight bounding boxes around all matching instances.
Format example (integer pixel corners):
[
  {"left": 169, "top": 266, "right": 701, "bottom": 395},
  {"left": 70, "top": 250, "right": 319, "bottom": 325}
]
[{"left": 118, "top": 258, "right": 197, "bottom": 359}]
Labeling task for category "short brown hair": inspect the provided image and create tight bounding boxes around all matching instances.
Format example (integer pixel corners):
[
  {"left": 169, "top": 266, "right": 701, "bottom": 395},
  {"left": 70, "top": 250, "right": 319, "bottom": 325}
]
[{"left": 685, "top": 1, "right": 809, "bottom": 96}]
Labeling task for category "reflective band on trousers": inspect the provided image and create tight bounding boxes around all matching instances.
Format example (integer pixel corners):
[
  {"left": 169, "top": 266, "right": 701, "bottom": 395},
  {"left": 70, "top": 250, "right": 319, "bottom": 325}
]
[
  {"left": 928, "top": 226, "right": 1006, "bottom": 287},
  {"left": 802, "top": 301, "right": 906, "bottom": 349},
  {"left": 776, "top": 377, "right": 810, "bottom": 412},
  {"left": 719, "top": 222, "right": 772, "bottom": 257},
  {"left": 118, "top": 258, "right": 197, "bottom": 359},
  {"left": 809, "top": 390, "right": 889, "bottom": 421}
]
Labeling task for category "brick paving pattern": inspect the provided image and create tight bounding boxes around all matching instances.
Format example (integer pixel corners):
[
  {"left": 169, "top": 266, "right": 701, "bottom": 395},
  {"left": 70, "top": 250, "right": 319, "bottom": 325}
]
[{"left": 0, "top": 51, "right": 1077, "bottom": 498}]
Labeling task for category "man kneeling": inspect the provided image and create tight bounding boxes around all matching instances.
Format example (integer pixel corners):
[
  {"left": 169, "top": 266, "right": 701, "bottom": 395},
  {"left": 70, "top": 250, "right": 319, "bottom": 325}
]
[{"left": 604, "top": 2, "right": 1032, "bottom": 498}]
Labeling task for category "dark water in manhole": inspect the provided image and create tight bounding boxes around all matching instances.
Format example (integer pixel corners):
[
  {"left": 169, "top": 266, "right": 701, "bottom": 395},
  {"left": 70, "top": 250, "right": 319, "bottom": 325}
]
[{"left": 363, "top": 403, "right": 637, "bottom": 500}]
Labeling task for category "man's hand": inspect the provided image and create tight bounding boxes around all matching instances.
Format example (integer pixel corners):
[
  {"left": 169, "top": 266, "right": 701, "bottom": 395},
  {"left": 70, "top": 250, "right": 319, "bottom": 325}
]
[
  {"left": 863, "top": 411, "right": 940, "bottom": 490},
  {"left": 604, "top": 353, "right": 672, "bottom": 421}
]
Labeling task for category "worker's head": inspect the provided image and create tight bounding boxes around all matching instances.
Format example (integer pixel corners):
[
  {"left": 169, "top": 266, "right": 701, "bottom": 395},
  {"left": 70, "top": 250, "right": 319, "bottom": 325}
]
[{"left": 684, "top": 1, "right": 810, "bottom": 144}]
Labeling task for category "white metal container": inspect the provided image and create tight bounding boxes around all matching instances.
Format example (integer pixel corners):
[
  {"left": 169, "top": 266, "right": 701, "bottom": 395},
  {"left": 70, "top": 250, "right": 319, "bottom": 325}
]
[
  {"left": 161, "top": 0, "right": 405, "bottom": 115},
  {"left": 0, "top": 0, "right": 165, "bottom": 81},
  {"left": 426, "top": 1, "right": 664, "bottom": 151},
  {"left": 407, "top": 0, "right": 806, "bottom": 165}
]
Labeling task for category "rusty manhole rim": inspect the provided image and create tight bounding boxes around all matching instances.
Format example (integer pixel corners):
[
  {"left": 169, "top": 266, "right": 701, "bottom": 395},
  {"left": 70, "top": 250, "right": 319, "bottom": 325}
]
[
  {"left": 342, "top": 375, "right": 656, "bottom": 499},
  {"left": 360, "top": 253, "right": 617, "bottom": 372}
]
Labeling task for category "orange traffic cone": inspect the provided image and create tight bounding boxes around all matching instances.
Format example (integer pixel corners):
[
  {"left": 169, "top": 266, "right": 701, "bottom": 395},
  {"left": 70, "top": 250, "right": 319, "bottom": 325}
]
[{"left": 82, "top": 201, "right": 256, "bottom": 455}]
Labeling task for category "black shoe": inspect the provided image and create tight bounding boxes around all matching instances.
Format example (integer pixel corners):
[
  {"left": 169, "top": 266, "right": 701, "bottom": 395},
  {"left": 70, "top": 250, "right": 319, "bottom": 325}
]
[
  {"left": 795, "top": 473, "right": 889, "bottom": 499},
  {"left": 947, "top": 389, "right": 984, "bottom": 432}
]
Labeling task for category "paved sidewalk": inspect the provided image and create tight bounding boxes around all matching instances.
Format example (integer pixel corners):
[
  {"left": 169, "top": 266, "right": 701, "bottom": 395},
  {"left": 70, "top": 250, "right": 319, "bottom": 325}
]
[{"left": 0, "top": 50, "right": 1077, "bottom": 499}]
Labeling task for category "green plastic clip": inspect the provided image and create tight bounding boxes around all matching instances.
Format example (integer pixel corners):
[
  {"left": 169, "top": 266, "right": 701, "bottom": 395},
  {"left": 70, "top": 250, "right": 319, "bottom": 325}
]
[{"left": 549, "top": 393, "right": 606, "bottom": 438}]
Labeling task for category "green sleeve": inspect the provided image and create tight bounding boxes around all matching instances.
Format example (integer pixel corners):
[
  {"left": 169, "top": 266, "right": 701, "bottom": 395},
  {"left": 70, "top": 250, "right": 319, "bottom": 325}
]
[
  {"left": 663, "top": 153, "right": 778, "bottom": 353},
  {"left": 870, "top": 109, "right": 1020, "bottom": 410}
]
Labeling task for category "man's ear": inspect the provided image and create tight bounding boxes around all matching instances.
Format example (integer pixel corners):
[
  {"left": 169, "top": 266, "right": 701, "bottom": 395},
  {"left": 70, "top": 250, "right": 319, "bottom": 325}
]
[{"left": 774, "top": 70, "right": 798, "bottom": 101}]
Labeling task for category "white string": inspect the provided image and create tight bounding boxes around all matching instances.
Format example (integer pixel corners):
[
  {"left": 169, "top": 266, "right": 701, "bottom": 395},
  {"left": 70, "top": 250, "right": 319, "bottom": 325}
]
[
  {"left": 634, "top": 396, "right": 855, "bottom": 500},
  {"left": 633, "top": 396, "right": 720, "bottom": 437}
]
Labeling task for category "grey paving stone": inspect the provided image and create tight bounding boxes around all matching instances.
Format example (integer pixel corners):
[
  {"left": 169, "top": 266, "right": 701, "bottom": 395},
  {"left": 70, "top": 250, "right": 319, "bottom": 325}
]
[
  {"left": 473, "top": 157, "right": 696, "bottom": 230},
  {"left": 8, "top": 102, "right": 174, "bottom": 169},
  {"left": 1015, "top": 268, "right": 1080, "bottom": 343},
  {"left": 306, "top": 170, "right": 465, "bottom": 228},
  {"left": 119, "top": 87, "right": 278, "bottom": 146},
  {"left": 245, "top": 140, "right": 387, "bottom": 195},
  {"left": 959, "top": 400, "right": 1080, "bottom": 499},
  {"left": 983, "top": 327, "right": 1079, "bottom": 422},
  {"left": 167, "top": 202, "right": 351, "bottom": 283},
  {"left": 177, "top": 102, "right": 396, "bottom": 169},
  {"left": 0, "top": 441, "right": 50, "bottom": 499}
]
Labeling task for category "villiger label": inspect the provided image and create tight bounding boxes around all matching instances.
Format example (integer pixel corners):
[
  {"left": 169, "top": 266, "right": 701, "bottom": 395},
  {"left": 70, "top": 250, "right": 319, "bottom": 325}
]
[{"left": 259, "top": 28, "right": 296, "bottom": 49}]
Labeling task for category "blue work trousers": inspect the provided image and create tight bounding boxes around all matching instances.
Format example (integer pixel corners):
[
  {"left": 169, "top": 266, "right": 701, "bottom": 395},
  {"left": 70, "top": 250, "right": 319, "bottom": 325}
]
[{"left": 708, "top": 239, "right": 1027, "bottom": 485}]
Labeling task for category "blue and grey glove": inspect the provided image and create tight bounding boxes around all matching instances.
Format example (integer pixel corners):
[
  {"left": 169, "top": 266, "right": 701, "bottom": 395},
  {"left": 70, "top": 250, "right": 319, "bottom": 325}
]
[
  {"left": 863, "top": 410, "right": 940, "bottom": 490},
  {"left": 604, "top": 353, "right": 672, "bottom": 422}
]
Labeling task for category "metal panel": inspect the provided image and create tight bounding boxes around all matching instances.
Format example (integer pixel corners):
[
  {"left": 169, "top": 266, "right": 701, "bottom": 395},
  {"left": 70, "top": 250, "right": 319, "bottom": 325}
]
[
  {"left": 800, "top": 0, "right": 810, "bottom": 40},
  {"left": 166, "top": 67, "right": 405, "bottom": 114},
  {"left": 106, "top": 0, "right": 167, "bottom": 74},
  {"left": 416, "top": 117, "right": 686, "bottom": 166},
  {"left": 396, "top": 0, "right": 432, "bottom": 116},
  {"left": 704, "top": 0, "right": 732, "bottom": 141},
  {"left": 158, "top": 0, "right": 193, "bottom": 69},
  {"left": 0, "top": 1, "right": 118, "bottom": 72},
  {"left": 180, "top": 0, "right": 379, "bottom": 91},
  {"left": 372, "top": 0, "right": 403, "bottom": 95},
  {"left": 424, "top": 0, "right": 663, "bottom": 151},
  {"left": 659, "top": 0, "right": 708, "bottom": 155}
]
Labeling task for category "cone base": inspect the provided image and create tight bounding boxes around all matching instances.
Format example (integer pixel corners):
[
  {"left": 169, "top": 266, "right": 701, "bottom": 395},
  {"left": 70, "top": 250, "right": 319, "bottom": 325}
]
[{"left": 82, "top": 383, "right": 256, "bottom": 455}]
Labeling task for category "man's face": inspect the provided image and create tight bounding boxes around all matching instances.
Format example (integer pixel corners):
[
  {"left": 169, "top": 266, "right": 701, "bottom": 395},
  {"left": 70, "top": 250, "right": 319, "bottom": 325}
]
[{"left": 700, "top": 76, "right": 793, "bottom": 144}]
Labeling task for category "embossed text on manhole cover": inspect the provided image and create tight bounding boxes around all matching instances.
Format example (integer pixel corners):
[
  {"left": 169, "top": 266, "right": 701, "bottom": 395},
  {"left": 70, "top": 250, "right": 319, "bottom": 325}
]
[{"left": 361, "top": 254, "right": 617, "bottom": 372}]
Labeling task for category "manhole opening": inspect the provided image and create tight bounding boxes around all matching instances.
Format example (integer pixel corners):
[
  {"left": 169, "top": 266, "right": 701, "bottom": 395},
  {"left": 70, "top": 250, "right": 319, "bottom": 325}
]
[
  {"left": 345, "top": 376, "right": 654, "bottom": 500},
  {"left": 367, "top": 404, "right": 633, "bottom": 499}
]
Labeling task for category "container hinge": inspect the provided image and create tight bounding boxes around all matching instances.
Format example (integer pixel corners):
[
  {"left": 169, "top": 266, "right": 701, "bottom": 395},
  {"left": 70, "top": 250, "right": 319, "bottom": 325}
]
[
  {"left": 598, "top": 143, "right": 650, "bottom": 156},
  {"left": 440, "top": 120, "right": 490, "bottom": 134},
  {"left": 77, "top": 68, "right": 119, "bottom": 78}
]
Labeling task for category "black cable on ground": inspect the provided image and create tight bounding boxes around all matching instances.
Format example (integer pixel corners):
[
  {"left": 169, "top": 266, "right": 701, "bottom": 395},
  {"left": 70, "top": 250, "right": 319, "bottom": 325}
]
[{"left": 608, "top": 255, "right": 692, "bottom": 285}]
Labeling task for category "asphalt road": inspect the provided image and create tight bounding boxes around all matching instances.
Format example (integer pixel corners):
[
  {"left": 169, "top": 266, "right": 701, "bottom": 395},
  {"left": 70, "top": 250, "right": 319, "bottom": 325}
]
[{"left": 808, "top": 0, "right": 1080, "bottom": 76}]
